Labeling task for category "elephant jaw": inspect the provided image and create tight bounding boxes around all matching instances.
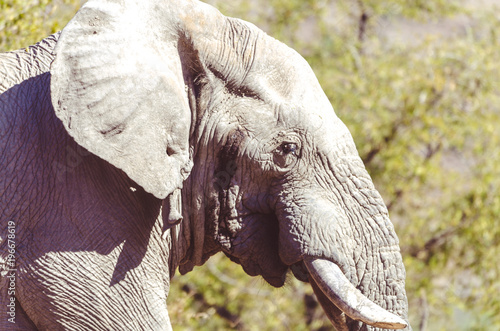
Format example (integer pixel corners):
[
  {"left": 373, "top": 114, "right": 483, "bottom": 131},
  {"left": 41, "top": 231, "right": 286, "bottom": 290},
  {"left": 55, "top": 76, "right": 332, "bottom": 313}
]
[{"left": 303, "top": 257, "right": 408, "bottom": 330}]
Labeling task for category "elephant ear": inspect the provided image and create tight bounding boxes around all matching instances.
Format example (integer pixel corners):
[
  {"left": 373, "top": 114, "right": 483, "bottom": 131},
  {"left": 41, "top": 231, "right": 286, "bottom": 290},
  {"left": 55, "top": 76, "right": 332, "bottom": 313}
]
[{"left": 50, "top": 0, "right": 192, "bottom": 199}]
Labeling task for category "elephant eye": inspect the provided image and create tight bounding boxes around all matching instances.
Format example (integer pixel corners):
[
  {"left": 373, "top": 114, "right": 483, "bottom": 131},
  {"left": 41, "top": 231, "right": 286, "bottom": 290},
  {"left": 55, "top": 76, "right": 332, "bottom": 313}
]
[
  {"left": 282, "top": 143, "right": 298, "bottom": 155},
  {"left": 273, "top": 142, "right": 300, "bottom": 169}
]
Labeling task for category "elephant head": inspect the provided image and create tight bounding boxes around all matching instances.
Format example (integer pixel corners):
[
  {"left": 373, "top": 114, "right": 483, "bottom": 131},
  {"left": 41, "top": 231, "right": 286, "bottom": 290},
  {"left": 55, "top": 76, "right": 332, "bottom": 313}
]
[{"left": 50, "top": 0, "right": 410, "bottom": 329}]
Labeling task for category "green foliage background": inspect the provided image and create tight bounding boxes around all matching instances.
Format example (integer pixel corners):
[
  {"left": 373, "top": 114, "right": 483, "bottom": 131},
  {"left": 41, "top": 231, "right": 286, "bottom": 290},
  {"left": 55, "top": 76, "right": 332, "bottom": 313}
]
[{"left": 2, "top": 0, "right": 499, "bottom": 330}]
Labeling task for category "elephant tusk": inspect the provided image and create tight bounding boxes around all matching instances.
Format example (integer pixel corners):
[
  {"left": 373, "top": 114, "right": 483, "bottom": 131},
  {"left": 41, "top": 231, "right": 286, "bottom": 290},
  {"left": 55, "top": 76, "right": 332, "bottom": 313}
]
[
  {"left": 303, "top": 257, "right": 408, "bottom": 329},
  {"left": 309, "top": 279, "right": 349, "bottom": 331}
]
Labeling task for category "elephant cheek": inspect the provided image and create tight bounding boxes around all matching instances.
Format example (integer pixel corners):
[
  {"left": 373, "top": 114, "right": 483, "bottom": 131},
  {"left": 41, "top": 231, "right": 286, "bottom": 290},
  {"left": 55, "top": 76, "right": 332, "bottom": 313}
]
[
  {"left": 226, "top": 214, "right": 288, "bottom": 287},
  {"left": 228, "top": 249, "right": 287, "bottom": 287}
]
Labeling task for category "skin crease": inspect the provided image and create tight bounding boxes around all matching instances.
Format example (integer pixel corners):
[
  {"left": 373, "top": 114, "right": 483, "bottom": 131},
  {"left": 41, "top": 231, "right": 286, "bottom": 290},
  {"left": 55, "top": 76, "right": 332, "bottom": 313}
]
[{"left": 0, "top": 1, "right": 410, "bottom": 330}]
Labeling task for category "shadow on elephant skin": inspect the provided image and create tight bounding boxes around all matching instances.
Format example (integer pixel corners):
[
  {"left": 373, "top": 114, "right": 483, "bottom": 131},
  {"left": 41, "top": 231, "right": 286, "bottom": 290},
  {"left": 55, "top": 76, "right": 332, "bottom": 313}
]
[{"left": 1, "top": 72, "right": 165, "bottom": 289}]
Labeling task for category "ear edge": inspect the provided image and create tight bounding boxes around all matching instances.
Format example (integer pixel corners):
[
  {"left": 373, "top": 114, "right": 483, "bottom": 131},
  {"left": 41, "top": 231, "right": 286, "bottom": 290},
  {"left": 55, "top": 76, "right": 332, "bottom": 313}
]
[{"left": 50, "top": 1, "right": 193, "bottom": 200}]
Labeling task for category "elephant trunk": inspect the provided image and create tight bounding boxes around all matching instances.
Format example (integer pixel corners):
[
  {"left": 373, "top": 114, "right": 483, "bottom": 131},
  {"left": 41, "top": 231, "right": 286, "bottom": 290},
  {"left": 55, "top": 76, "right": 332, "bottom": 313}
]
[
  {"left": 278, "top": 192, "right": 410, "bottom": 330},
  {"left": 277, "top": 133, "right": 410, "bottom": 329}
]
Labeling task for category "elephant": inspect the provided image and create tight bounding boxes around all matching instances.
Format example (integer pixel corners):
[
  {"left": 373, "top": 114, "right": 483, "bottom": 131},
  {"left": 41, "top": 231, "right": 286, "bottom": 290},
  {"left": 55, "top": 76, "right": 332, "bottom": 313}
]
[{"left": 0, "top": 0, "right": 411, "bottom": 330}]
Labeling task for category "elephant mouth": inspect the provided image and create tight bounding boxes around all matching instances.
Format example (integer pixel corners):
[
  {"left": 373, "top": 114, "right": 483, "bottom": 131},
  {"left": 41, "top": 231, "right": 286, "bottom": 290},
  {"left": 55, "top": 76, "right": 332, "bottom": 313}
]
[{"left": 292, "top": 257, "right": 407, "bottom": 330}]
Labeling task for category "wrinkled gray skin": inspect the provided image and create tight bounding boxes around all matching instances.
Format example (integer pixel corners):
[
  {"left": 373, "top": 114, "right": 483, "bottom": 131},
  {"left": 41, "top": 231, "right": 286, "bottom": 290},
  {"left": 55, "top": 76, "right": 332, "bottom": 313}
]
[{"left": 0, "top": 0, "right": 410, "bottom": 330}]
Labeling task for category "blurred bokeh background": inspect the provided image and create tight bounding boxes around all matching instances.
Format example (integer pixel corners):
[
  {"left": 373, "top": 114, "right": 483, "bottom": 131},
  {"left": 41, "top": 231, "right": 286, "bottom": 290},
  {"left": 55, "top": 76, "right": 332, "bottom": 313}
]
[{"left": 2, "top": 0, "right": 499, "bottom": 330}]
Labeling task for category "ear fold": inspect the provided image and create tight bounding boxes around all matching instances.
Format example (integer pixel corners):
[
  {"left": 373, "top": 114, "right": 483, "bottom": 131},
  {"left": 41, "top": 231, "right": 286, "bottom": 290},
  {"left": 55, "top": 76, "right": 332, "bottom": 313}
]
[{"left": 50, "top": 0, "right": 192, "bottom": 199}]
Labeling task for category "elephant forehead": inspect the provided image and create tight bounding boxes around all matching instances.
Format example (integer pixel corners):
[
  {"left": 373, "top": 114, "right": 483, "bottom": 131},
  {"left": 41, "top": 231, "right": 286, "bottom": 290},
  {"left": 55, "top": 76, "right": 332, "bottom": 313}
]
[
  {"left": 233, "top": 100, "right": 350, "bottom": 155},
  {"left": 274, "top": 102, "right": 348, "bottom": 140}
]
